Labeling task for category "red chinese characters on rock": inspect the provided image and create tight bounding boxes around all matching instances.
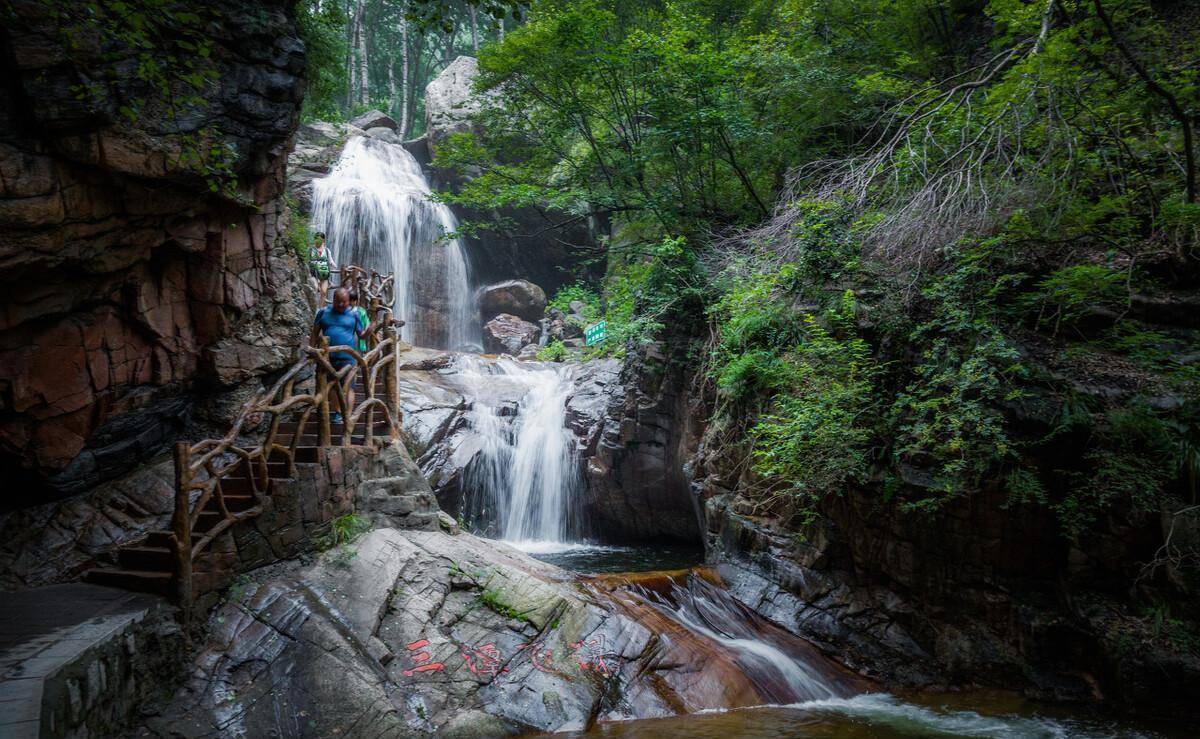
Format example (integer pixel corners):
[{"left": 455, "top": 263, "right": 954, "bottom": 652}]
[
  {"left": 402, "top": 639, "right": 446, "bottom": 677},
  {"left": 518, "top": 642, "right": 558, "bottom": 674},
  {"left": 401, "top": 635, "right": 620, "bottom": 683},
  {"left": 570, "top": 634, "right": 619, "bottom": 678},
  {"left": 461, "top": 642, "right": 509, "bottom": 679}
]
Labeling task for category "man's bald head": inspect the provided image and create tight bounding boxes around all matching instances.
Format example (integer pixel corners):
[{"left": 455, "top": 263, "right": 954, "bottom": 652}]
[{"left": 332, "top": 287, "right": 350, "bottom": 311}]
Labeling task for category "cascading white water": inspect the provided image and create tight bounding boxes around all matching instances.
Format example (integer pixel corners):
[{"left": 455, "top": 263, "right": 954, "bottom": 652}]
[
  {"left": 641, "top": 574, "right": 841, "bottom": 704},
  {"left": 310, "top": 135, "right": 477, "bottom": 349},
  {"left": 454, "top": 355, "right": 582, "bottom": 544}
]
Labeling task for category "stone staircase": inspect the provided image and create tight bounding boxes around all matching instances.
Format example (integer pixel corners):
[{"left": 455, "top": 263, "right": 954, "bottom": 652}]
[{"left": 82, "top": 373, "right": 389, "bottom": 599}]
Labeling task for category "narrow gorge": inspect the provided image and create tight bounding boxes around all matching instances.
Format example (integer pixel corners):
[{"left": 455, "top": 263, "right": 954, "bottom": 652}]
[{"left": 2, "top": 1, "right": 1198, "bottom": 738}]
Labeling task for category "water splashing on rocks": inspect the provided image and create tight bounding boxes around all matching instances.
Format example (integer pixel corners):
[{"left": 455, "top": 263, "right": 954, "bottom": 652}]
[{"left": 453, "top": 355, "right": 582, "bottom": 544}]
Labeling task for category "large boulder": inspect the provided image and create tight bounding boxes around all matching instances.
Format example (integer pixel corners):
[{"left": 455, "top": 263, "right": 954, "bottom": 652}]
[
  {"left": 348, "top": 109, "right": 397, "bottom": 131},
  {"left": 479, "top": 279, "right": 547, "bottom": 322},
  {"left": 425, "top": 56, "right": 487, "bottom": 156},
  {"left": 364, "top": 126, "right": 401, "bottom": 144},
  {"left": 483, "top": 313, "right": 541, "bottom": 355}
]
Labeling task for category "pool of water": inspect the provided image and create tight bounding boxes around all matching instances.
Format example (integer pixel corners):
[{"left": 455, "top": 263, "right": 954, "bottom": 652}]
[
  {"left": 511, "top": 541, "right": 705, "bottom": 573},
  {"left": 530, "top": 692, "right": 1188, "bottom": 738}
]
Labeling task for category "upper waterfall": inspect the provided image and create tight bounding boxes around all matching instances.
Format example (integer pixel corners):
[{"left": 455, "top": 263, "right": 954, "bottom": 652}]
[{"left": 310, "top": 136, "right": 478, "bottom": 349}]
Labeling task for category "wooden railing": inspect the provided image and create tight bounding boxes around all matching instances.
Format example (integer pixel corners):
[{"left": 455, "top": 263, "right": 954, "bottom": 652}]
[
  {"left": 337, "top": 265, "right": 395, "bottom": 306},
  {"left": 171, "top": 267, "right": 403, "bottom": 612}
]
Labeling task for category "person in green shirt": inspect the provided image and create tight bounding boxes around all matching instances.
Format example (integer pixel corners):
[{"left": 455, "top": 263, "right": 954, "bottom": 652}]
[
  {"left": 349, "top": 289, "right": 371, "bottom": 352},
  {"left": 308, "top": 232, "right": 335, "bottom": 304}
]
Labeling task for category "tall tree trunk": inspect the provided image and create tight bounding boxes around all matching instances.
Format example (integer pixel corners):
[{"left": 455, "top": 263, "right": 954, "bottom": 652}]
[
  {"left": 409, "top": 34, "right": 427, "bottom": 137},
  {"left": 345, "top": 0, "right": 356, "bottom": 108},
  {"left": 356, "top": 0, "right": 369, "bottom": 107},
  {"left": 470, "top": 6, "right": 478, "bottom": 52},
  {"left": 387, "top": 50, "right": 396, "bottom": 118},
  {"left": 1092, "top": 0, "right": 1195, "bottom": 206},
  {"left": 399, "top": 12, "right": 411, "bottom": 136}
]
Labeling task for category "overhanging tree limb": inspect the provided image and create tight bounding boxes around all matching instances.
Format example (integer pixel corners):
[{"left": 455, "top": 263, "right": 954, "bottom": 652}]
[{"left": 1092, "top": 0, "right": 1196, "bottom": 204}]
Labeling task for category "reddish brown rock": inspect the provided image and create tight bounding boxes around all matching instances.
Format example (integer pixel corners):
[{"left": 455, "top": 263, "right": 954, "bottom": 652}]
[
  {"left": 0, "top": 0, "right": 311, "bottom": 502},
  {"left": 483, "top": 313, "right": 541, "bottom": 355}
]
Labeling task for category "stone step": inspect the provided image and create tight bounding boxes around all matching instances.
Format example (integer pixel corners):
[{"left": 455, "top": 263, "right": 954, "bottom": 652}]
[
  {"left": 263, "top": 446, "right": 322, "bottom": 464},
  {"left": 216, "top": 476, "right": 275, "bottom": 495},
  {"left": 81, "top": 568, "right": 173, "bottom": 597},
  {"left": 142, "top": 531, "right": 174, "bottom": 548},
  {"left": 295, "top": 431, "right": 390, "bottom": 442},
  {"left": 276, "top": 420, "right": 389, "bottom": 434},
  {"left": 194, "top": 510, "right": 224, "bottom": 533},
  {"left": 117, "top": 545, "right": 173, "bottom": 571},
  {"left": 231, "top": 459, "right": 290, "bottom": 478},
  {"left": 200, "top": 492, "right": 257, "bottom": 513}
]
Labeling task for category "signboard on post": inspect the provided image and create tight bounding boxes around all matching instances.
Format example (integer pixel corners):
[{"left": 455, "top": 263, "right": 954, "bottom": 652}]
[{"left": 584, "top": 320, "right": 607, "bottom": 346}]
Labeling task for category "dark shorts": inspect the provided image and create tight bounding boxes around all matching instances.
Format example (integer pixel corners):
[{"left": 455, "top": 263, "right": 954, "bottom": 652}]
[{"left": 330, "top": 354, "right": 355, "bottom": 372}]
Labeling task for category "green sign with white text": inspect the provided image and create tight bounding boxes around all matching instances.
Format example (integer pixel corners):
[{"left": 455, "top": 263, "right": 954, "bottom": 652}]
[{"left": 584, "top": 320, "right": 607, "bottom": 346}]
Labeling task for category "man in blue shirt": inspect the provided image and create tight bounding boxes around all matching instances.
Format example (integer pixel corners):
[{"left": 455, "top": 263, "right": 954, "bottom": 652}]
[{"left": 310, "top": 287, "right": 376, "bottom": 426}]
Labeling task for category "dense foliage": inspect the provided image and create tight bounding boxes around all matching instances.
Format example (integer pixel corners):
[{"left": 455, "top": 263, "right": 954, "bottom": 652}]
[{"left": 432, "top": 0, "right": 1200, "bottom": 614}]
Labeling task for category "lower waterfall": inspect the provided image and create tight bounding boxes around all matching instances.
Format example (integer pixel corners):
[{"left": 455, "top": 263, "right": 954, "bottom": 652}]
[{"left": 453, "top": 355, "right": 583, "bottom": 544}]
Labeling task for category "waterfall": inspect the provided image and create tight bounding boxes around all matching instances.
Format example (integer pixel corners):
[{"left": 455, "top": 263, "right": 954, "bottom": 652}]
[
  {"left": 455, "top": 355, "right": 582, "bottom": 545},
  {"left": 641, "top": 574, "right": 841, "bottom": 704},
  {"left": 309, "top": 135, "right": 477, "bottom": 349}
]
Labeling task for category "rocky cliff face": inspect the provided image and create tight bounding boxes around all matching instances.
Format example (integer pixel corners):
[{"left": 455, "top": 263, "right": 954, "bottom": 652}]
[
  {"left": 684, "top": 358, "right": 1200, "bottom": 718},
  {"left": 567, "top": 343, "right": 704, "bottom": 543},
  {"left": 0, "top": 0, "right": 310, "bottom": 504}
]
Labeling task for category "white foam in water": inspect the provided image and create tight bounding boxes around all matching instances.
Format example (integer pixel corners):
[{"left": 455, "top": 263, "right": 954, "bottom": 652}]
[
  {"left": 310, "top": 136, "right": 477, "bottom": 349},
  {"left": 455, "top": 355, "right": 582, "bottom": 543},
  {"left": 786, "top": 693, "right": 1158, "bottom": 738},
  {"left": 505, "top": 541, "right": 626, "bottom": 555}
]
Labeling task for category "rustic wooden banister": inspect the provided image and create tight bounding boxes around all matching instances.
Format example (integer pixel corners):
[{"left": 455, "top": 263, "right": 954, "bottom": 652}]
[{"left": 168, "top": 266, "right": 406, "bottom": 613}]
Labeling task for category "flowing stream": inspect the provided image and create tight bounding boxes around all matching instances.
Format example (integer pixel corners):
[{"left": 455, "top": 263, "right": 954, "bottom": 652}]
[
  {"left": 310, "top": 135, "right": 477, "bottom": 349},
  {"left": 309, "top": 133, "right": 1176, "bottom": 738}
]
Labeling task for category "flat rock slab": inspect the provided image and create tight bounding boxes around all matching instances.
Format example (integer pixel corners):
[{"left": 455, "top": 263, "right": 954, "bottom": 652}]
[
  {"left": 0, "top": 583, "right": 180, "bottom": 738},
  {"left": 143, "top": 526, "right": 857, "bottom": 738}
]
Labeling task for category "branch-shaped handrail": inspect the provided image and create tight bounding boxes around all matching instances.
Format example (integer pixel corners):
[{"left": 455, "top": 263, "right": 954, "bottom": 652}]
[{"left": 171, "top": 267, "right": 406, "bottom": 613}]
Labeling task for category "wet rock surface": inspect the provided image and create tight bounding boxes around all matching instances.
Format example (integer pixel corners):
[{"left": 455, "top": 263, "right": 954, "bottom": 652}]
[
  {"left": 567, "top": 343, "right": 704, "bottom": 543},
  {"left": 143, "top": 525, "right": 854, "bottom": 737},
  {"left": 0, "top": 0, "right": 310, "bottom": 502},
  {"left": 483, "top": 313, "right": 542, "bottom": 355}
]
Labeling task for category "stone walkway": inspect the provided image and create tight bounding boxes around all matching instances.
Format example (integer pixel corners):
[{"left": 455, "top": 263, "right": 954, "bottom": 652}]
[{"left": 0, "top": 584, "right": 177, "bottom": 738}]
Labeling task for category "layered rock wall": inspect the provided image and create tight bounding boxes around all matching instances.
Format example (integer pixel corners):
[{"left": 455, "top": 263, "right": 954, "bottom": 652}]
[
  {"left": 0, "top": 0, "right": 310, "bottom": 504},
  {"left": 568, "top": 344, "right": 704, "bottom": 542}
]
